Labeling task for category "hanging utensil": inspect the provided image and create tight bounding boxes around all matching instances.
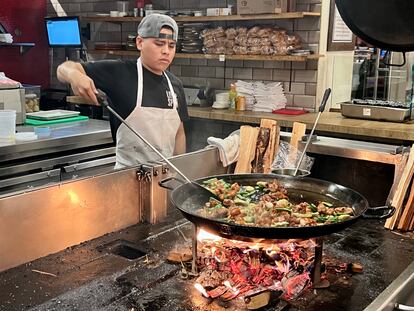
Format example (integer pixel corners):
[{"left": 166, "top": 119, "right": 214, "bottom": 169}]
[
  {"left": 293, "top": 88, "right": 331, "bottom": 176},
  {"left": 96, "top": 89, "right": 221, "bottom": 200}
]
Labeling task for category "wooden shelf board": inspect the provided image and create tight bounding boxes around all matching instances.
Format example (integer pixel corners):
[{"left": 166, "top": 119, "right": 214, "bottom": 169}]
[
  {"left": 88, "top": 49, "right": 322, "bottom": 62},
  {"left": 80, "top": 12, "right": 320, "bottom": 23},
  {"left": 175, "top": 12, "right": 321, "bottom": 22}
]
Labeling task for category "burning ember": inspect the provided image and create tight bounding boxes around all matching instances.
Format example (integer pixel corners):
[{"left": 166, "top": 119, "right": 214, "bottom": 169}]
[{"left": 194, "top": 229, "right": 316, "bottom": 301}]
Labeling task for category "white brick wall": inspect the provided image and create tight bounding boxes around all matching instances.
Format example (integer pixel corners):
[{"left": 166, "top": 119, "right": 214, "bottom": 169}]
[
  {"left": 293, "top": 95, "right": 316, "bottom": 108},
  {"left": 252, "top": 68, "right": 273, "bottom": 80},
  {"left": 48, "top": 0, "right": 320, "bottom": 109}
]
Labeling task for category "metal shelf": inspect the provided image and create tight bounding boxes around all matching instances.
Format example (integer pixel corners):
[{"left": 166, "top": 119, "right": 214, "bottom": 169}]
[
  {"left": 0, "top": 43, "right": 35, "bottom": 54},
  {"left": 80, "top": 12, "right": 320, "bottom": 23}
]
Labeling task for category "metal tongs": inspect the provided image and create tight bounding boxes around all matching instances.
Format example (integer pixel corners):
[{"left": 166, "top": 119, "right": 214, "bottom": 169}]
[
  {"left": 293, "top": 88, "right": 331, "bottom": 176},
  {"left": 96, "top": 89, "right": 220, "bottom": 197}
]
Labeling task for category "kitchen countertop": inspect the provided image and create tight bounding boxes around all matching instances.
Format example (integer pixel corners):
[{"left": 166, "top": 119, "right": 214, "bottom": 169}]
[
  {"left": 66, "top": 96, "right": 414, "bottom": 143},
  {"left": 0, "top": 119, "right": 113, "bottom": 162},
  {"left": 188, "top": 107, "right": 414, "bottom": 143}
]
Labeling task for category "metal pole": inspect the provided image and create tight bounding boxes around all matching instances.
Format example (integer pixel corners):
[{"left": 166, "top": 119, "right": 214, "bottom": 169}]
[
  {"left": 373, "top": 48, "right": 381, "bottom": 101},
  {"left": 192, "top": 225, "right": 199, "bottom": 275},
  {"left": 293, "top": 112, "right": 321, "bottom": 176},
  {"left": 312, "top": 237, "right": 330, "bottom": 289},
  {"left": 293, "top": 88, "right": 331, "bottom": 176}
]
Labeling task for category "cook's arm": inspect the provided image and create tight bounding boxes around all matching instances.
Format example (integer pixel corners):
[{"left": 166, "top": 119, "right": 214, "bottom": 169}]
[
  {"left": 57, "top": 61, "right": 99, "bottom": 105},
  {"left": 174, "top": 122, "right": 186, "bottom": 155}
]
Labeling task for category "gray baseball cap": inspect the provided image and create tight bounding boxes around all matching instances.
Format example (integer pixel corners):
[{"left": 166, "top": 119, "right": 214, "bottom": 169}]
[{"left": 137, "top": 13, "right": 178, "bottom": 41}]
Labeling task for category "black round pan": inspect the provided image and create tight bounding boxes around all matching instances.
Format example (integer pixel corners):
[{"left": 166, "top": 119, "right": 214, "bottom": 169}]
[
  {"left": 335, "top": 0, "right": 414, "bottom": 52},
  {"left": 160, "top": 174, "right": 394, "bottom": 240}
]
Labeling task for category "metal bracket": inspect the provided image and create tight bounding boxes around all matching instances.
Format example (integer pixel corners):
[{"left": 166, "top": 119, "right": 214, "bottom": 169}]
[
  {"left": 139, "top": 162, "right": 169, "bottom": 224},
  {"left": 141, "top": 164, "right": 156, "bottom": 182},
  {"left": 301, "top": 134, "right": 318, "bottom": 143},
  {"left": 136, "top": 168, "right": 144, "bottom": 181}
]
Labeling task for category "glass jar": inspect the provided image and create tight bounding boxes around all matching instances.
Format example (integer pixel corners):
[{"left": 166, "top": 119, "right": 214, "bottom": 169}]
[{"left": 236, "top": 96, "right": 246, "bottom": 111}]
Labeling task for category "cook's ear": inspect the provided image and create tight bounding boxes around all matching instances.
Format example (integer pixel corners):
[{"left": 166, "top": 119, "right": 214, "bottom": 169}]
[{"left": 136, "top": 36, "right": 144, "bottom": 50}]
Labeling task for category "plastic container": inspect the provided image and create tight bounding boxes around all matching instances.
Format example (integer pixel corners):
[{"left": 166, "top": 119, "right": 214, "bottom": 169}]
[
  {"left": 117, "top": 1, "right": 129, "bottom": 14},
  {"left": 0, "top": 110, "right": 16, "bottom": 142},
  {"left": 22, "top": 84, "right": 41, "bottom": 113},
  {"left": 15, "top": 132, "right": 38, "bottom": 141},
  {"left": 34, "top": 126, "right": 51, "bottom": 138}
]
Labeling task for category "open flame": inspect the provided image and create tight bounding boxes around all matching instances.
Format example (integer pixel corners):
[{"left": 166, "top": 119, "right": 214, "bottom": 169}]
[
  {"left": 197, "top": 229, "right": 222, "bottom": 242},
  {"left": 197, "top": 229, "right": 317, "bottom": 252}
]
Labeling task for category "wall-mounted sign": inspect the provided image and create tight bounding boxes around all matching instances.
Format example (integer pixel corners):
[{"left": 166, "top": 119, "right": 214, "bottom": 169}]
[
  {"left": 328, "top": 0, "right": 356, "bottom": 51},
  {"left": 332, "top": 6, "right": 353, "bottom": 42}
]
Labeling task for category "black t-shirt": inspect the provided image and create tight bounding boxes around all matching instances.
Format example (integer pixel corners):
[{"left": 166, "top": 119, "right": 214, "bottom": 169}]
[{"left": 82, "top": 59, "right": 189, "bottom": 140}]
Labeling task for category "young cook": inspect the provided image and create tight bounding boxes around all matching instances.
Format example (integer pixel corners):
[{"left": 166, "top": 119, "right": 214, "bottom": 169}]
[{"left": 57, "top": 14, "right": 189, "bottom": 169}]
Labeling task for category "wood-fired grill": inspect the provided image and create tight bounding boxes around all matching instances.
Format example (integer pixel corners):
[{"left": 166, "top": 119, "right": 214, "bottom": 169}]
[{"left": 1, "top": 218, "right": 413, "bottom": 311}]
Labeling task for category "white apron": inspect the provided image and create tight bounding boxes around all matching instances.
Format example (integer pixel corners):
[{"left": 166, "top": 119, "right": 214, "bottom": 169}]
[{"left": 114, "top": 58, "right": 181, "bottom": 169}]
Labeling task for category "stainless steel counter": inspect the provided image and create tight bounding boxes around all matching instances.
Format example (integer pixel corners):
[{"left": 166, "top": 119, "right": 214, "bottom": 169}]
[
  {"left": 0, "top": 119, "right": 113, "bottom": 162},
  {"left": 0, "top": 119, "right": 114, "bottom": 196},
  {"left": 364, "top": 260, "right": 414, "bottom": 311}
]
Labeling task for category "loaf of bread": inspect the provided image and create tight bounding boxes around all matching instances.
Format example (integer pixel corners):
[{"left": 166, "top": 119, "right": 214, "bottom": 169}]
[{"left": 201, "top": 26, "right": 302, "bottom": 56}]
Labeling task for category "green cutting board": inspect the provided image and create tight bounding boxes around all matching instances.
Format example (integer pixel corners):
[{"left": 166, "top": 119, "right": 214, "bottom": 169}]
[{"left": 25, "top": 115, "right": 89, "bottom": 126}]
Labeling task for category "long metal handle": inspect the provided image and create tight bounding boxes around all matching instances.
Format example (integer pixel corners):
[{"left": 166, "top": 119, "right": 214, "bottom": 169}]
[
  {"left": 97, "top": 90, "right": 191, "bottom": 184},
  {"left": 158, "top": 176, "right": 185, "bottom": 190},
  {"left": 362, "top": 205, "right": 395, "bottom": 219},
  {"left": 293, "top": 88, "right": 331, "bottom": 176},
  {"left": 395, "top": 303, "right": 414, "bottom": 311}
]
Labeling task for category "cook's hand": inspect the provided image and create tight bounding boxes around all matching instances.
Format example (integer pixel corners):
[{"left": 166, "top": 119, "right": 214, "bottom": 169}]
[{"left": 71, "top": 72, "right": 99, "bottom": 106}]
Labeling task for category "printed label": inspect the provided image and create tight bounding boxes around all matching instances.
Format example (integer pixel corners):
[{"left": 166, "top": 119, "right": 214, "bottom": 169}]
[{"left": 363, "top": 108, "right": 371, "bottom": 116}]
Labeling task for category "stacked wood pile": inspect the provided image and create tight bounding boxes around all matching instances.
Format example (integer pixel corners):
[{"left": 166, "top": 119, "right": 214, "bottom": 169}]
[
  {"left": 233, "top": 120, "right": 413, "bottom": 233},
  {"left": 235, "top": 119, "right": 305, "bottom": 174},
  {"left": 385, "top": 145, "right": 414, "bottom": 232}
]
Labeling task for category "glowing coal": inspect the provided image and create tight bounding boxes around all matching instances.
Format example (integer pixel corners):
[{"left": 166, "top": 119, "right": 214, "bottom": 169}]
[{"left": 194, "top": 229, "right": 316, "bottom": 301}]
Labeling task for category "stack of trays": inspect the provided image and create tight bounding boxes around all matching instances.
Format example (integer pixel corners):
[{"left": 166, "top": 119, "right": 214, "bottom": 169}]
[
  {"left": 180, "top": 23, "right": 207, "bottom": 53},
  {"left": 176, "top": 24, "right": 184, "bottom": 52}
]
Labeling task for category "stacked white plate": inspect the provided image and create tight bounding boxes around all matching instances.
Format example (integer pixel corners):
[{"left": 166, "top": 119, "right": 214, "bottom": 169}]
[{"left": 212, "top": 92, "right": 229, "bottom": 109}]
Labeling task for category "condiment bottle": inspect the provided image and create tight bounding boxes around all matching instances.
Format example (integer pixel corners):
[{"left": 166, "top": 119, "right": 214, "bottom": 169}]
[
  {"left": 236, "top": 96, "right": 246, "bottom": 111},
  {"left": 229, "top": 83, "right": 237, "bottom": 110}
]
